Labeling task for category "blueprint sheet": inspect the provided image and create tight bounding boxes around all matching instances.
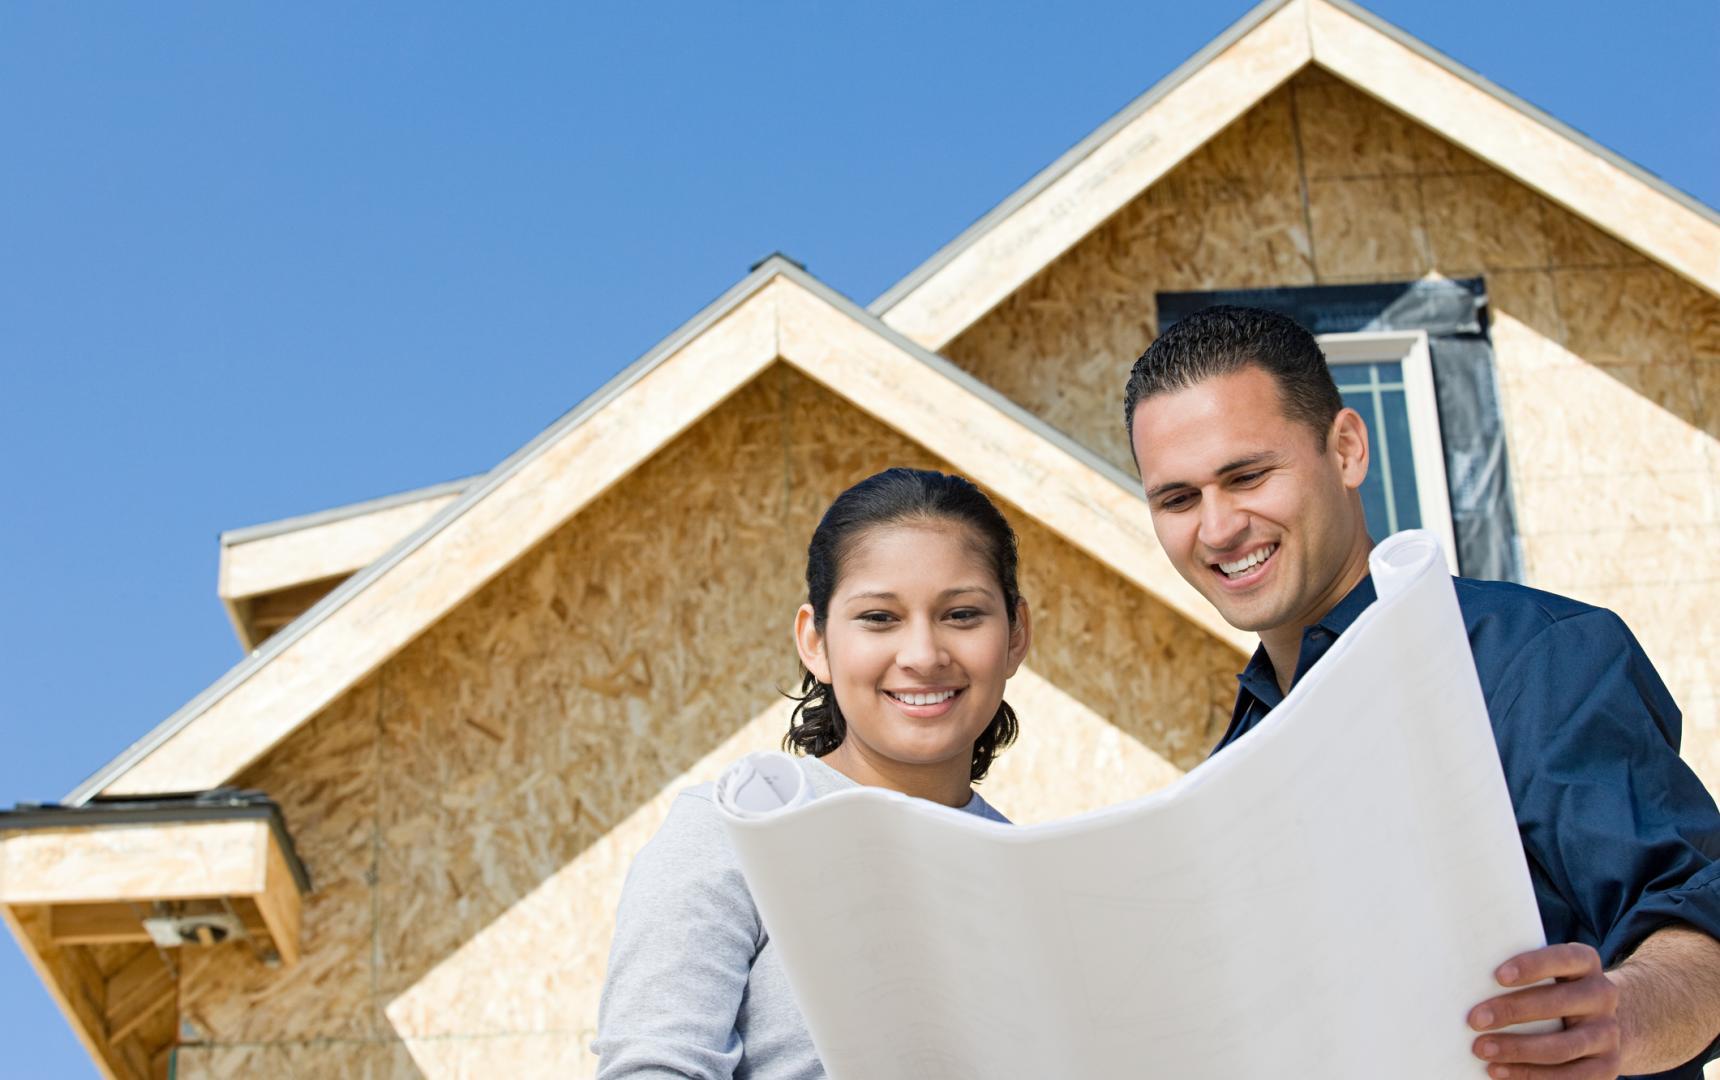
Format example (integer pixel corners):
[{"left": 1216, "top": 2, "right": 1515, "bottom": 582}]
[{"left": 715, "top": 532, "right": 1547, "bottom": 1079}]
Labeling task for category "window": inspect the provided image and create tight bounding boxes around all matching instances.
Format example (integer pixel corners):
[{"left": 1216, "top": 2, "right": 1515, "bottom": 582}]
[{"left": 1317, "top": 331, "right": 1457, "bottom": 572}]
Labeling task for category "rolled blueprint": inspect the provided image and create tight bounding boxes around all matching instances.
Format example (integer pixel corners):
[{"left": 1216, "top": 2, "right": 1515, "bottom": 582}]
[{"left": 715, "top": 531, "right": 1544, "bottom": 1079}]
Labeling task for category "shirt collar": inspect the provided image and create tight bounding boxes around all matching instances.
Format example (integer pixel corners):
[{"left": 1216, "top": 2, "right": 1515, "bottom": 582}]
[{"left": 1235, "top": 573, "right": 1378, "bottom": 710}]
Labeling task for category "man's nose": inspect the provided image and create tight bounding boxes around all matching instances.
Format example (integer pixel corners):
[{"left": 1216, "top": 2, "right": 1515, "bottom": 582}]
[{"left": 1197, "top": 491, "right": 1249, "bottom": 552}]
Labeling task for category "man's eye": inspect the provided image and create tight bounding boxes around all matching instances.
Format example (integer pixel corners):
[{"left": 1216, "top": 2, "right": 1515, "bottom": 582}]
[
  {"left": 1160, "top": 493, "right": 1194, "bottom": 512},
  {"left": 1234, "top": 471, "right": 1266, "bottom": 486}
]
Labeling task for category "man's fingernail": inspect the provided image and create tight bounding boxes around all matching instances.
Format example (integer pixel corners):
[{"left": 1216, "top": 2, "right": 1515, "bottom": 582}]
[
  {"left": 1472, "top": 1006, "right": 1494, "bottom": 1028},
  {"left": 1498, "top": 963, "right": 1519, "bottom": 984},
  {"left": 1489, "top": 1067, "right": 1511, "bottom": 1079},
  {"left": 1478, "top": 1040, "right": 1498, "bottom": 1059}
]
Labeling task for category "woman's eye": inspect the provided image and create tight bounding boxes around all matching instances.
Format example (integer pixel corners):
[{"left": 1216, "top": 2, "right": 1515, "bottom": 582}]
[
  {"left": 857, "top": 611, "right": 896, "bottom": 625},
  {"left": 947, "top": 608, "right": 983, "bottom": 623}
]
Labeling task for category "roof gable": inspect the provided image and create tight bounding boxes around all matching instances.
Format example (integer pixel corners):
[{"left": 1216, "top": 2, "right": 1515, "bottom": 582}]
[
  {"left": 73, "top": 258, "right": 1247, "bottom": 803},
  {"left": 874, "top": 0, "right": 1720, "bottom": 352}
]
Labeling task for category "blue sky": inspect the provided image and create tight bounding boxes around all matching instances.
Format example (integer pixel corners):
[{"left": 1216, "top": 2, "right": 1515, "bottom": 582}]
[{"left": 2, "top": 1, "right": 1715, "bottom": 1072}]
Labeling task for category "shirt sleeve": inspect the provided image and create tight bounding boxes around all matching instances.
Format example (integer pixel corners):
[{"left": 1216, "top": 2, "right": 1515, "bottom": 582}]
[
  {"left": 593, "top": 790, "right": 762, "bottom": 1080},
  {"left": 1487, "top": 609, "right": 1720, "bottom": 968}
]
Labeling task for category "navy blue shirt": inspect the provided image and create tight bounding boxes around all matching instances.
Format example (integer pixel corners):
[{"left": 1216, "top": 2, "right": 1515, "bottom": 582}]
[{"left": 1218, "top": 574, "right": 1720, "bottom": 1079}]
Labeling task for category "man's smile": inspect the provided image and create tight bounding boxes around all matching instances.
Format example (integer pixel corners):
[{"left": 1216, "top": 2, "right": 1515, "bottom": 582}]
[{"left": 1211, "top": 542, "right": 1278, "bottom": 586}]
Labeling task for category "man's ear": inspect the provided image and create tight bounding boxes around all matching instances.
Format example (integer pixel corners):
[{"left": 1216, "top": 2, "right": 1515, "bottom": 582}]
[
  {"left": 1005, "top": 598, "right": 1033, "bottom": 677},
  {"left": 794, "top": 604, "right": 831, "bottom": 683},
  {"left": 1330, "top": 407, "right": 1370, "bottom": 492}
]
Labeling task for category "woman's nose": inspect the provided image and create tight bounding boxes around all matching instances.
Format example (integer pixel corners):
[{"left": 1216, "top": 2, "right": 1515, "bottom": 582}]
[{"left": 896, "top": 619, "right": 948, "bottom": 673}]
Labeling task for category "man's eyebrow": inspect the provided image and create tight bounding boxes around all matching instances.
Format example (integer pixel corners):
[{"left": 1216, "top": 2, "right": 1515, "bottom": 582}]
[{"left": 1144, "top": 453, "right": 1283, "bottom": 502}]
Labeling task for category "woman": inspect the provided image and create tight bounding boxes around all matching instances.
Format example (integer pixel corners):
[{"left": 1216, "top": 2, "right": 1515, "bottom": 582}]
[{"left": 593, "top": 467, "right": 1032, "bottom": 1079}]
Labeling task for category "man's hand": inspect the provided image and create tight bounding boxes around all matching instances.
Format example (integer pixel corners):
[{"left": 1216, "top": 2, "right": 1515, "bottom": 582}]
[{"left": 1468, "top": 943, "right": 1620, "bottom": 1079}]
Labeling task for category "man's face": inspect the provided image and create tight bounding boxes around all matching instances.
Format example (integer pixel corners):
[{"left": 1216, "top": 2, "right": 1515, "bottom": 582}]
[{"left": 1130, "top": 365, "right": 1369, "bottom": 635}]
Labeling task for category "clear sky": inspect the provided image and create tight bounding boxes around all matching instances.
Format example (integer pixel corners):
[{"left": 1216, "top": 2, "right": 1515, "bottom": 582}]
[{"left": 2, "top": 1, "right": 1715, "bottom": 1073}]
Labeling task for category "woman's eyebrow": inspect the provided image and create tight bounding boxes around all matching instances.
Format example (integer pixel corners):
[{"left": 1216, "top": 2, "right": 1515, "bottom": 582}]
[{"left": 845, "top": 586, "right": 993, "bottom": 602}]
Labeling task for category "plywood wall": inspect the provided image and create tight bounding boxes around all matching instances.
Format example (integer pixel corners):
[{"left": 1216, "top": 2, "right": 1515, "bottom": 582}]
[
  {"left": 170, "top": 364, "right": 1235, "bottom": 1075},
  {"left": 944, "top": 67, "right": 1720, "bottom": 796}
]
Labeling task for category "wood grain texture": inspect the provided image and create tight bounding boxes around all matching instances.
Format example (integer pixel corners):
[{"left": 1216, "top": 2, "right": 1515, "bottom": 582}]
[
  {"left": 0, "top": 820, "right": 273, "bottom": 905},
  {"left": 1307, "top": 0, "right": 1720, "bottom": 295},
  {"left": 220, "top": 491, "right": 461, "bottom": 602}
]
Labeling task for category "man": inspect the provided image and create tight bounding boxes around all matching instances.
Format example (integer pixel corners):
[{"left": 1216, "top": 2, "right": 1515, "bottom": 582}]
[{"left": 1123, "top": 305, "right": 1720, "bottom": 1080}]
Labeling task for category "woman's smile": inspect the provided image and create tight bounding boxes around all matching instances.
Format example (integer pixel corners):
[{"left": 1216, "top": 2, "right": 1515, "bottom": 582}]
[{"left": 883, "top": 686, "right": 967, "bottom": 718}]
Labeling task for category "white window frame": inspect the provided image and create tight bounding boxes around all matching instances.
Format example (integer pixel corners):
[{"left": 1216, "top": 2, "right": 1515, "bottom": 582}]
[{"left": 1317, "top": 330, "right": 1459, "bottom": 573}]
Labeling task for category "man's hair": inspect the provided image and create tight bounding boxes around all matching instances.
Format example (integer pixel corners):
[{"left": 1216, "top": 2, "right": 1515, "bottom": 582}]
[{"left": 1122, "top": 305, "right": 1344, "bottom": 449}]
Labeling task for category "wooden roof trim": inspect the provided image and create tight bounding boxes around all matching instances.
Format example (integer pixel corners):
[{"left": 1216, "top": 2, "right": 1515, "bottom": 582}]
[
  {"left": 1307, "top": 0, "right": 1720, "bottom": 294},
  {"left": 873, "top": 0, "right": 1311, "bottom": 350},
  {"left": 875, "top": 0, "right": 1718, "bottom": 352},
  {"left": 68, "top": 264, "right": 789, "bottom": 803},
  {"left": 74, "top": 259, "right": 1246, "bottom": 803},
  {"left": 218, "top": 484, "right": 473, "bottom": 652},
  {"left": 775, "top": 277, "right": 1248, "bottom": 653}
]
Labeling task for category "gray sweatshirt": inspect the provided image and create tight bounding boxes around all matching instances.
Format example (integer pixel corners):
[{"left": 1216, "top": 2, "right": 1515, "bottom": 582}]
[{"left": 593, "top": 755, "right": 1010, "bottom": 1079}]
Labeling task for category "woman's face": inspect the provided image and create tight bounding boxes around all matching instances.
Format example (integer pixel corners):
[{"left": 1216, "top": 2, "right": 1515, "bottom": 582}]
[{"left": 796, "top": 522, "right": 1030, "bottom": 774}]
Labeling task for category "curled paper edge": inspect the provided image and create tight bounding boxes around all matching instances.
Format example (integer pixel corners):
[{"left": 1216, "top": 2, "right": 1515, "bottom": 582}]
[{"left": 716, "top": 750, "right": 814, "bottom": 820}]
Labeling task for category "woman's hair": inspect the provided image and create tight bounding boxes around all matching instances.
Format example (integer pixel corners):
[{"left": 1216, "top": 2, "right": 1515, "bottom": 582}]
[{"left": 783, "top": 467, "right": 1022, "bottom": 782}]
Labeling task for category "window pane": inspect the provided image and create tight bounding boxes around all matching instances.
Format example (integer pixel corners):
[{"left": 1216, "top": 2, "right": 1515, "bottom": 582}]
[
  {"left": 1333, "top": 361, "right": 1420, "bottom": 540},
  {"left": 1331, "top": 364, "right": 1375, "bottom": 389},
  {"left": 1380, "top": 387, "right": 1422, "bottom": 531}
]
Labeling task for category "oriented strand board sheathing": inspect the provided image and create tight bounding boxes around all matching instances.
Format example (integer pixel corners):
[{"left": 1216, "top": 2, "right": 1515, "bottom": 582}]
[
  {"left": 943, "top": 86, "right": 1314, "bottom": 474},
  {"left": 979, "top": 665, "right": 1184, "bottom": 825},
  {"left": 1012, "top": 513, "right": 1238, "bottom": 773},
  {"left": 371, "top": 372, "right": 810, "bottom": 1008},
  {"left": 385, "top": 700, "right": 793, "bottom": 1077},
  {"left": 172, "top": 1039, "right": 421, "bottom": 1080},
  {"left": 1306, "top": 175, "right": 1432, "bottom": 280},
  {"left": 177, "top": 678, "right": 383, "bottom": 1045}
]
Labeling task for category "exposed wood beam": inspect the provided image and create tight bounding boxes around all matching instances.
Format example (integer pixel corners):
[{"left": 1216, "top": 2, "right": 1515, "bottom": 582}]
[
  {"left": 49, "top": 904, "right": 149, "bottom": 946},
  {"left": 104, "top": 948, "right": 173, "bottom": 1046}
]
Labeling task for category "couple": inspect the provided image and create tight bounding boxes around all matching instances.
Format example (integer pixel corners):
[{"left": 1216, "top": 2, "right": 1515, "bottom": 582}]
[{"left": 595, "top": 307, "right": 1720, "bottom": 1080}]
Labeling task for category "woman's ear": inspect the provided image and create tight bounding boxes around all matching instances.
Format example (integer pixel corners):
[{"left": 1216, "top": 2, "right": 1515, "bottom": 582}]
[
  {"left": 1005, "top": 598, "right": 1032, "bottom": 677},
  {"left": 794, "top": 604, "right": 831, "bottom": 683}
]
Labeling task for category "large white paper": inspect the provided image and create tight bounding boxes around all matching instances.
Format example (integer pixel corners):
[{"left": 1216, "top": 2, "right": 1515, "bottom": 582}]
[{"left": 716, "top": 531, "right": 1546, "bottom": 1079}]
